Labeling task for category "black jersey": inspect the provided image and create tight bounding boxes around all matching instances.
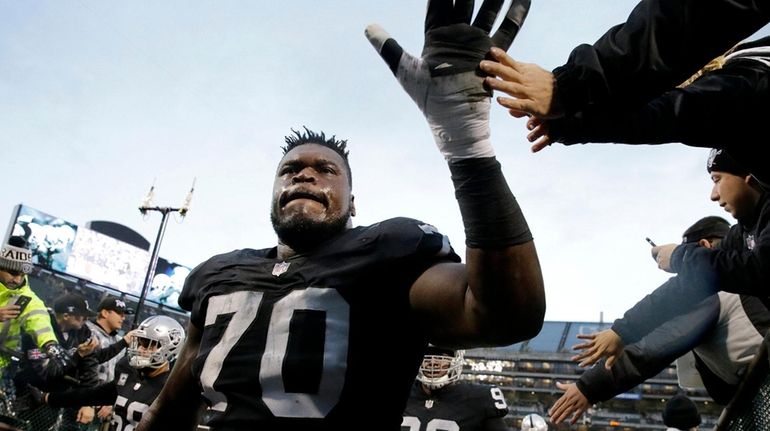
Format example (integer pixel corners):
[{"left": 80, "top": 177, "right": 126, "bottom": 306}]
[
  {"left": 402, "top": 382, "right": 509, "bottom": 431},
  {"left": 111, "top": 358, "right": 170, "bottom": 431},
  {"left": 179, "top": 218, "right": 460, "bottom": 431},
  {"left": 46, "top": 357, "right": 170, "bottom": 431}
]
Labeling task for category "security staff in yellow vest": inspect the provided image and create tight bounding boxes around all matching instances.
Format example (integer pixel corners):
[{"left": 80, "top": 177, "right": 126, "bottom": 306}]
[{"left": 0, "top": 237, "right": 66, "bottom": 375}]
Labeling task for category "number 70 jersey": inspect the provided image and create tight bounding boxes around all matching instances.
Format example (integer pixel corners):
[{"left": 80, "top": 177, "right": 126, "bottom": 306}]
[{"left": 178, "top": 218, "right": 460, "bottom": 430}]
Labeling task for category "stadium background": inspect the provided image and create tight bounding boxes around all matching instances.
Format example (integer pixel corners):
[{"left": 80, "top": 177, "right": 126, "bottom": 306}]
[{"left": 4, "top": 206, "right": 723, "bottom": 430}]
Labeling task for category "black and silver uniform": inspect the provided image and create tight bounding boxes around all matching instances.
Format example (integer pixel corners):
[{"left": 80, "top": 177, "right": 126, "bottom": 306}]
[
  {"left": 179, "top": 217, "right": 460, "bottom": 430},
  {"left": 111, "top": 359, "right": 169, "bottom": 431},
  {"left": 402, "top": 381, "right": 509, "bottom": 431},
  {"left": 46, "top": 357, "right": 170, "bottom": 431}
]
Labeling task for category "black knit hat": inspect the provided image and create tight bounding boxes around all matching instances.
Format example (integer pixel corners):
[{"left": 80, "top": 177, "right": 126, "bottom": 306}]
[
  {"left": 682, "top": 216, "right": 730, "bottom": 244},
  {"left": 707, "top": 149, "right": 750, "bottom": 177},
  {"left": 663, "top": 394, "right": 701, "bottom": 429}
]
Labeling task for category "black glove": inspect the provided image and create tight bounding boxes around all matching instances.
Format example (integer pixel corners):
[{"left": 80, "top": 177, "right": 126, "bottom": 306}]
[
  {"left": 43, "top": 341, "right": 72, "bottom": 377},
  {"left": 366, "top": 0, "right": 530, "bottom": 160},
  {"left": 26, "top": 384, "right": 46, "bottom": 408}
]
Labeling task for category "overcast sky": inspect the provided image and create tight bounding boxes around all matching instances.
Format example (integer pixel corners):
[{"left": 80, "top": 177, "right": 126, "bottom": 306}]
[{"left": 2, "top": 1, "right": 767, "bottom": 322}]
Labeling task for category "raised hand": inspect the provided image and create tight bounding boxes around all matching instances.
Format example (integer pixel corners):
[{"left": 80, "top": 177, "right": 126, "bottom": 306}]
[
  {"left": 366, "top": 0, "right": 530, "bottom": 160},
  {"left": 480, "top": 44, "right": 563, "bottom": 119},
  {"left": 549, "top": 382, "right": 590, "bottom": 425},
  {"left": 571, "top": 329, "right": 624, "bottom": 368}
]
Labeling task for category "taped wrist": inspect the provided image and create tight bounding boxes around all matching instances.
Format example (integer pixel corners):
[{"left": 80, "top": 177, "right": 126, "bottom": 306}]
[{"left": 449, "top": 157, "right": 531, "bottom": 248}]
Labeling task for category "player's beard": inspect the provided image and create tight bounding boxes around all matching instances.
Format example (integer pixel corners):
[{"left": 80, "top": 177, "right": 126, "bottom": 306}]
[{"left": 271, "top": 208, "right": 351, "bottom": 253}]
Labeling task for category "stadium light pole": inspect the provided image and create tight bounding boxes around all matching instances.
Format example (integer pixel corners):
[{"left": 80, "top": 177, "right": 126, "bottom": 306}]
[{"left": 132, "top": 180, "right": 195, "bottom": 327}]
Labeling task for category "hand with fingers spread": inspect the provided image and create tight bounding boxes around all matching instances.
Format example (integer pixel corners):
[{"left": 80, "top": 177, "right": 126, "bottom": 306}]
[
  {"left": 366, "top": 0, "right": 530, "bottom": 160},
  {"left": 571, "top": 329, "right": 624, "bottom": 368},
  {"left": 480, "top": 47, "right": 562, "bottom": 120},
  {"left": 549, "top": 382, "right": 590, "bottom": 425}
]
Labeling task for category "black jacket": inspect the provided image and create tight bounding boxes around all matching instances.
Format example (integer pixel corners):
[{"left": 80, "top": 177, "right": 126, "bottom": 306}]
[
  {"left": 48, "top": 315, "right": 99, "bottom": 390},
  {"left": 551, "top": 37, "right": 770, "bottom": 186},
  {"left": 553, "top": 0, "right": 770, "bottom": 116}
]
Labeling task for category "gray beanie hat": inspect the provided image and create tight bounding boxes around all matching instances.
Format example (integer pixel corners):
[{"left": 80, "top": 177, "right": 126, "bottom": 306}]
[{"left": 0, "top": 237, "right": 33, "bottom": 274}]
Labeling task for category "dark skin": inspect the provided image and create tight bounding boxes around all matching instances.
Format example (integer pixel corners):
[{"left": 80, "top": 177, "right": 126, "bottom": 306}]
[{"left": 136, "top": 144, "right": 544, "bottom": 430}]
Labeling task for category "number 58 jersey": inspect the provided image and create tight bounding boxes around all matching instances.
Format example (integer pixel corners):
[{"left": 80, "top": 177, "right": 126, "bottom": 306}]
[{"left": 179, "top": 218, "right": 460, "bottom": 431}]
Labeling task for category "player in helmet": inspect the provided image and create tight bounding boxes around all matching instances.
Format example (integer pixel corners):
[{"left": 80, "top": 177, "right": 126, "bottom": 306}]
[
  {"left": 520, "top": 414, "right": 548, "bottom": 431},
  {"left": 402, "top": 346, "right": 509, "bottom": 431},
  {"left": 416, "top": 346, "right": 465, "bottom": 390},
  {"left": 126, "top": 315, "right": 185, "bottom": 369},
  {"left": 28, "top": 315, "right": 186, "bottom": 431},
  {"left": 137, "top": 1, "right": 545, "bottom": 429}
]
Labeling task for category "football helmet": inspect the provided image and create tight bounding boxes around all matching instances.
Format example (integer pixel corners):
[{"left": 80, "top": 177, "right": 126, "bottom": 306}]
[
  {"left": 128, "top": 315, "right": 185, "bottom": 368},
  {"left": 416, "top": 345, "right": 464, "bottom": 390},
  {"left": 521, "top": 413, "right": 548, "bottom": 431}
]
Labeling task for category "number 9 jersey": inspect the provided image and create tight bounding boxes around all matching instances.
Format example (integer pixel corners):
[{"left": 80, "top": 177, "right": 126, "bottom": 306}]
[
  {"left": 402, "top": 381, "right": 510, "bottom": 431},
  {"left": 178, "top": 218, "right": 460, "bottom": 430}
]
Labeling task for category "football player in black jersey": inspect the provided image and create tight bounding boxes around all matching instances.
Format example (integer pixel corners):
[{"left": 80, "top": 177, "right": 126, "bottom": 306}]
[
  {"left": 137, "top": 1, "right": 545, "bottom": 430},
  {"left": 30, "top": 316, "right": 185, "bottom": 431},
  {"left": 402, "top": 346, "right": 509, "bottom": 431}
]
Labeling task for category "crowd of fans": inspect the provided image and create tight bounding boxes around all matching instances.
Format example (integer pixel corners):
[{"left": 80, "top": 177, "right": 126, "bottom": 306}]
[{"left": 0, "top": 239, "right": 188, "bottom": 431}]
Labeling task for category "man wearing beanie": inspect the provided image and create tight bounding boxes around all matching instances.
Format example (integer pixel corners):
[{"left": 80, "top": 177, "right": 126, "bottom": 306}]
[
  {"left": 0, "top": 237, "right": 60, "bottom": 375},
  {"left": 648, "top": 148, "right": 770, "bottom": 306},
  {"left": 663, "top": 394, "right": 701, "bottom": 431}
]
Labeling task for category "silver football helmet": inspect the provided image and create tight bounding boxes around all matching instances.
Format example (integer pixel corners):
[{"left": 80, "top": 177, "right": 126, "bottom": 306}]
[
  {"left": 128, "top": 315, "right": 185, "bottom": 368},
  {"left": 416, "top": 345, "right": 464, "bottom": 390},
  {"left": 521, "top": 414, "right": 548, "bottom": 431}
]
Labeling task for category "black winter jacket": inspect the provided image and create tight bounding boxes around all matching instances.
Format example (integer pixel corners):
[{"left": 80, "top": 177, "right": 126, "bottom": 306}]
[
  {"left": 553, "top": 0, "right": 770, "bottom": 115},
  {"left": 551, "top": 37, "right": 770, "bottom": 186}
]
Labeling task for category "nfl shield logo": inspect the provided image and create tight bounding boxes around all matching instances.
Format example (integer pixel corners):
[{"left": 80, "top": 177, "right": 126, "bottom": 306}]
[
  {"left": 425, "top": 399, "right": 434, "bottom": 409},
  {"left": 272, "top": 261, "right": 290, "bottom": 277}
]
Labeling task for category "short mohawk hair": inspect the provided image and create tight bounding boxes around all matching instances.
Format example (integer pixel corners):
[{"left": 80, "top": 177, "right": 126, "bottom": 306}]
[{"left": 282, "top": 126, "right": 352, "bottom": 185}]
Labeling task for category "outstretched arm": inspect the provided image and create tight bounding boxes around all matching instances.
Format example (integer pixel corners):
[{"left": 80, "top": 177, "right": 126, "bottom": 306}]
[
  {"left": 367, "top": 0, "right": 544, "bottom": 347},
  {"left": 481, "top": 0, "right": 770, "bottom": 121},
  {"left": 135, "top": 323, "right": 204, "bottom": 431},
  {"left": 43, "top": 382, "right": 118, "bottom": 408}
]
